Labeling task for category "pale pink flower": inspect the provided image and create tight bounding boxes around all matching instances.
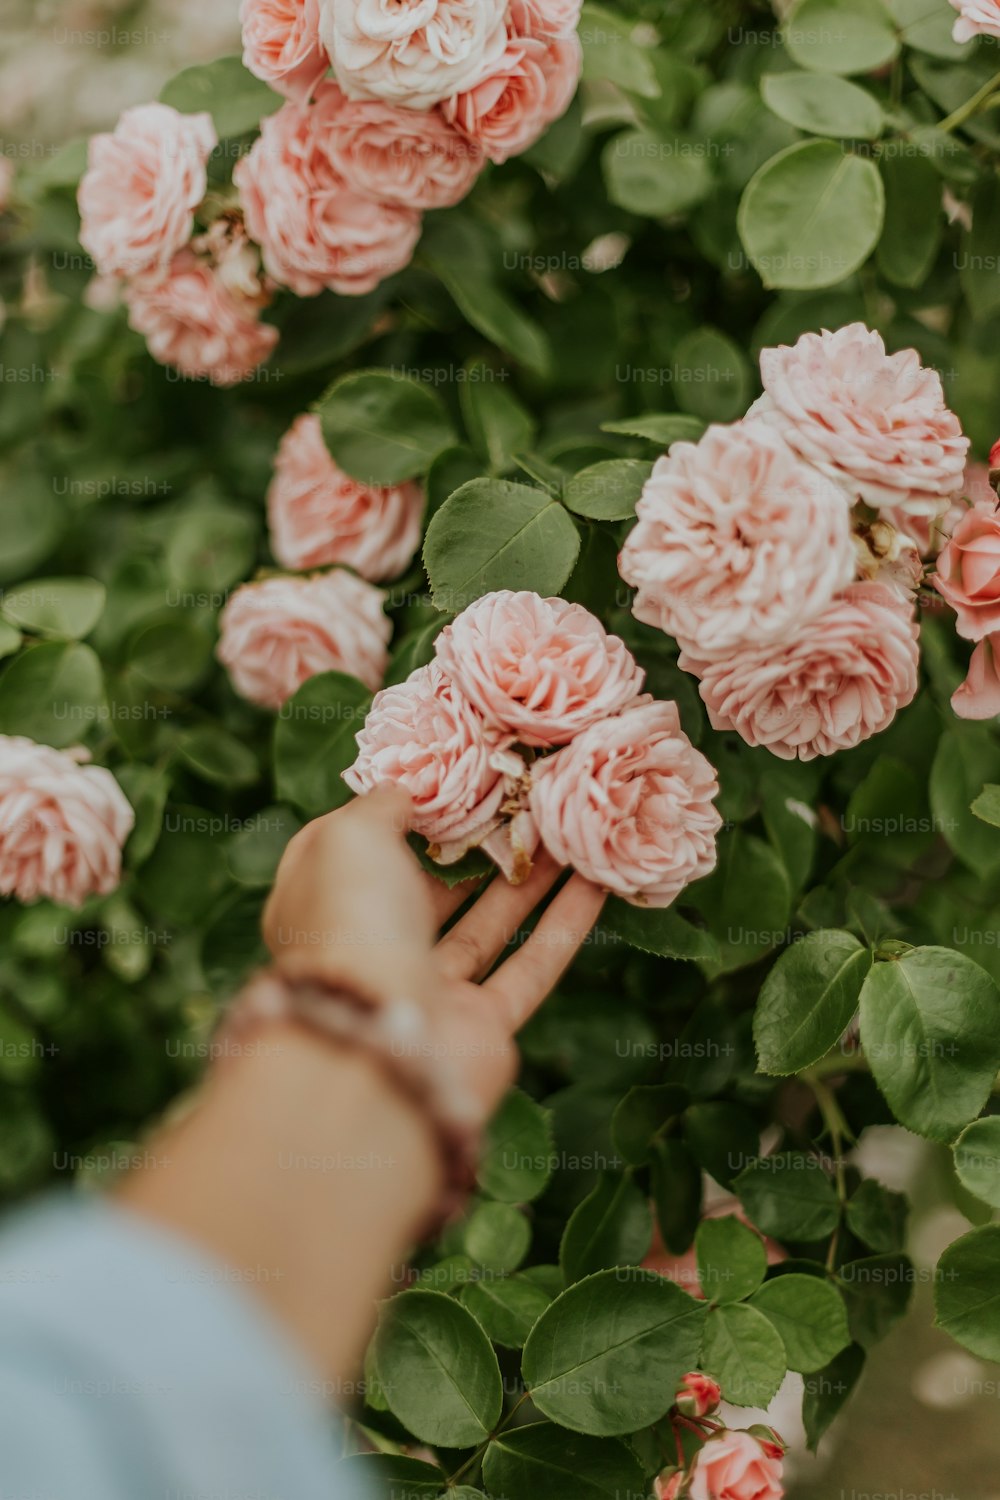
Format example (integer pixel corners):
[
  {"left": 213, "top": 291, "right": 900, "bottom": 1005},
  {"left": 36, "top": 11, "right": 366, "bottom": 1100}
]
[
  {"left": 321, "top": 0, "right": 509, "bottom": 109},
  {"left": 509, "top": 0, "right": 584, "bottom": 37},
  {"left": 619, "top": 423, "right": 855, "bottom": 658},
  {"left": 949, "top": 0, "right": 1000, "bottom": 41},
  {"left": 123, "top": 249, "right": 278, "bottom": 387},
  {"left": 435, "top": 590, "right": 644, "bottom": 747},
  {"left": 445, "top": 31, "right": 582, "bottom": 164},
  {"left": 268, "top": 413, "right": 424, "bottom": 579},
  {"left": 933, "top": 498, "right": 1000, "bottom": 640},
  {"left": 344, "top": 662, "right": 510, "bottom": 862},
  {"left": 654, "top": 1473, "right": 683, "bottom": 1500},
  {"left": 78, "top": 103, "right": 216, "bottom": 279},
  {"left": 681, "top": 582, "right": 920, "bottom": 761},
  {"left": 752, "top": 323, "right": 969, "bottom": 518},
  {"left": 0, "top": 737, "right": 134, "bottom": 909},
  {"left": 688, "top": 1431, "right": 784, "bottom": 1500},
  {"left": 240, "top": 0, "right": 329, "bottom": 97},
  {"left": 952, "top": 636, "right": 1000, "bottom": 720},
  {"left": 675, "top": 1372, "right": 722, "bottom": 1419},
  {"left": 528, "top": 700, "right": 721, "bottom": 908},
  {"left": 217, "top": 572, "right": 390, "bottom": 709},
  {"left": 234, "top": 84, "right": 422, "bottom": 296},
  {"left": 327, "top": 98, "right": 484, "bottom": 209}
]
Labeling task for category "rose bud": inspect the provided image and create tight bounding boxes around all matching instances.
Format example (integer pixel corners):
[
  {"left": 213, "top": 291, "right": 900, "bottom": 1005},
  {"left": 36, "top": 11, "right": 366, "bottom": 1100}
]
[
  {"left": 747, "top": 1424, "right": 787, "bottom": 1460},
  {"left": 675, "top": 1371, "right": 722, "bottom": 1419},
  {"left": 654, "top": 1469, "right": 685, "bottom": 1500},
  {"left": 989, "top": 437, "right": 1000, "bottom": 497}
]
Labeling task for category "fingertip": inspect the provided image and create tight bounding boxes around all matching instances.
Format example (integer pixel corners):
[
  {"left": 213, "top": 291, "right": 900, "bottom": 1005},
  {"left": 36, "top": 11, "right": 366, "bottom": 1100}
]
[{"left": 365, "top": 785, "right": 414, "bottom": 833}]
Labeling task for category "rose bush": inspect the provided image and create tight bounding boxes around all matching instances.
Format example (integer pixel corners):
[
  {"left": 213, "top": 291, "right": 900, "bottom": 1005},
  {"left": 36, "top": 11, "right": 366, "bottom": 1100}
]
[{"left": 5, "top": 0, "right": 1000, "bottom": 1495}]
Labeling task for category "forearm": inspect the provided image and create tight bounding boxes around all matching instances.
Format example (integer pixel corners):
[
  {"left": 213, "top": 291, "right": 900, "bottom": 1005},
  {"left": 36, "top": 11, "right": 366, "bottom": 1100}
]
[{"left": 116, "top": 1020, "right": 442, "bottom": 1382}]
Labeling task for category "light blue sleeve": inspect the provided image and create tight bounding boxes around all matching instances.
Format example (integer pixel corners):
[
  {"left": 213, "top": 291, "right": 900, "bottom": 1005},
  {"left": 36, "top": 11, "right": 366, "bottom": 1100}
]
[{"left": 0, "top": 1193, "right": 370, "bottom": 1500}]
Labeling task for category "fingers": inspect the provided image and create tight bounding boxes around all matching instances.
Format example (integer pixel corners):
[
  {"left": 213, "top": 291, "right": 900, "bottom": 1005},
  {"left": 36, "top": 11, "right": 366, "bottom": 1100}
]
[
  {"left": 435, "top": 850, "right": 564, "bottom": 983},
  {"left": 423, "top": 871, "right": 489, "bottom": 930},
  {"left": 484, "top": 874, "right": 607, "bottom": 1030}
]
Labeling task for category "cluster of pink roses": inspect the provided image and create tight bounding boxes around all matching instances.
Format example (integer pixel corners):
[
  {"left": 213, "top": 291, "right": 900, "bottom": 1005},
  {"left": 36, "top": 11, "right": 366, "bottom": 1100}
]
[
  {"left": 653, "top": 1373, "right": 785, "bottom": 1500},
  {"left": 933, "top": 438, "right": 1000, "bottom": 719},
  {"left": 0, "top": 736, "right": 134, "bottom": 910},
  {"left": 620, "top": 323, "right": 972, "bottom": 761},
  {"left": 345, "top": 590, "right": 722, "bottom": 908}
]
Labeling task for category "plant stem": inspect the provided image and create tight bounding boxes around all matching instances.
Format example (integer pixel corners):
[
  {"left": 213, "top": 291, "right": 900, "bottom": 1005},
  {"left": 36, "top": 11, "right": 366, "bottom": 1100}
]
[
  {"left": 809, "top": 1074, "right": 850, "bottom": 1272},
  {"left": 446, "top": 1390, "right": 531, "bottom": 1486},
  {"left": 938, "top": 68, "right": 1000, "bottom": 134}
]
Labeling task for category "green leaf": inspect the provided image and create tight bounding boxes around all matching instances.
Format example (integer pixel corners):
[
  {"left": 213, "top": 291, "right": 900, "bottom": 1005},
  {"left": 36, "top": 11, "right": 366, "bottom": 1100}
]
[
  {"left": 696, "top": 1216, "right": 768, "bottom": 1305},
  {"left": 0, "top": 475, "right": 62, "bottom": 584},
  {"left": 460, "top": 367, "right": 535, "bottom": 474},
  {"left": 521, "top": 1269, "right": 706, "bottom": 1436},
  {"left": 338, "top": 1455, "right": 445, "bottom": 1500},
  {"left": 226, "top": 806, "right": 302, "bottom": 888},
  {"left": 604, "top": 130, "right": 714, "bottom": 218},
  {"left": 651, "top": 1138, "right": 702, "bottom": 1255},
  {"left": 160, "top": 55, "right": 282, "bottom": 138},
  {"left": 931, "top": 727, "right": 1000, "bottom": 878},
  {"left": 877, "top": 151, "right": 943, "bottom": 289},
  {"left": 601, "top": 900, "right": 721, "bottom": 963},
  {"left": 274, "top": 671, "right": 372, "bottom": 818},
  {"left": 127, "top": 617, "right": 213, "bottom": 692},
  {"left": 461, "top": 1274, "right": 552, "bottom": 1349},
  {"left": 1, "top": 578, "right": 105, "bottom": 640},
  {"left": 859, "top": 946, "right": 1000, "bottom": 1141},
  {"left": 601, "top": 414, "right": 707, "bottom": 446},
  {"left": 165, "top": 506, "right": 258, "bottom": 596},
  {"left": 887, "top": 0, "right": 973, "bottom": 57},
  {"left": 612, "top": 1084, "right": 690, "bottom": 1167},
  {"left": 0, "top": 641, "right": 103, "bottom": 749},
  {"left": 934, "top": 1225, "right": 1000, "bottom": 1360},
  {"left": 580, "top": 3, "right": 660, "bottom": 98},
  {"left": 754, "top": 930, "right": 870, "bottom": 1075},
  {"left": 735, "top": 1153, "right": 840, "bottom": 1241},
  {"left": 839, "top": 1253, "right": 914, "bottom": 1347},
  {"left": 671, "top": 327, "right": 752, "bottom": 424},
  {"left": 423, "top": 479, "right": 581, "bottom": 612},
  {"left": 0, "top": 621, "right": 22, "bottom": 660},
  {"left": 738, "top": 140, "right": 885, "bottom": 290},
  {"left": 135, "top": 804, "right": 231, "bottom": 927},
  {"left": 478, "top": 1088, "right": 553, "bottom": 1204},
  {"left": 802, "top": 1344, "right": 866, "bottom": 1450},
  {"left": 687, "top": 832, "right": 792, "bottom": 972},
  {"left": 784, "top": 0, "right": 900, "bottom": 75},
  {"left": 563, "top": 460, "right": 653, "bottom": 522},
  {"left": 372, "top": 1290, "right": 503, "bottom": 1447},
  {"left": 463, "top": 1203, "right": 532, "bottom": 1273},
  {"left": 751, "top": 1274, "right": 851, "bottom": 1372},
  {"left": 971, "top": 783, "right": 1000, "bottom": 828},
  {"left": 845, "top": 1179, "right": 909, "bottom": 1253},
  {"left": 560, "top": 1172, "right": 653, "bottom": 1283},
  {"left": 953, "top": 1118, "right": 1000, "bottom": 1208},
  {"left": 176, "top": 727, "right": 259, "bottom": 788},
  {"left": 685, "top": 1102, "right": 760, "bottom": 1190},
  {"left": 118, "top": 764, "right": 171, "bottom": 869},
  {"left": 960, "top": 177, "right": 1000, "bottom": 319},
  {"left": 318, "top": 370, "right": 456, "bottom": 486},
  {"left": 761, "top": 72, "right": 884, "bottom": 138},
  {"left": 701, "top": 1303, "right": 787, "bottom": 1408},
  {"left": 482, "top": 1423, "right": 648, "bottom": 1500}
]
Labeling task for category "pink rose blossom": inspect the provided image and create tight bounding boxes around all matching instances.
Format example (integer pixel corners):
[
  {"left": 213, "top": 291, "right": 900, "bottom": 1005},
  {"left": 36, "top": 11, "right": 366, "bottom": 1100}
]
[
  {"left": 689, "top": 1432, "right": 784, "bottom": 1500},
  {"left": 675, "top": 1372, "right": 722, "bottom": 1419},
  {"left": 753, "top": 323, "right": 969, "bottom": 518},
  {"left": 0, "top": 737, "right": 134, "bottom": 909},
  {"left": 321, "top": 0, "right": 509, "bottom": 109},
  {"left": 654, "top": 1473, "right": 683, "bottom": 1500},
  {"left": 681, "top": 582, "right": 920, "bottom": 761},
  {"left": 933, "top": 498, "right": 1000, "bottom": 640},
  {"left": 344, "top": 662, "right": 510, "bottom": 862},
  {"left": 235, "top": 84, "right": 422, "bottom": 296},
  {"left": 240, "top": 0, "right": 329, "bottom": 97},
  {"left": 949, "top": 0, "right": 1000, "bottom": 40},
  {"left": 78, "top": 103, "right": 216, "bottom": 279},
  {"left": 217, "top": 571, "right": 390, "bottom": 709},
  {"left": 619, "top": 423, "right": 855, "bottom": 658},
  {"left": 528, "top": 700, "right": 722, "bottom": 908},
  {"left": 123, "top": 248, "right": 278, "bottom": 387},
  {"left": 509, "top": 0, "right": 584, "bottom": 37},
  {"left": 268, "top": 413, "right": 424, "bottom": 579},
  {"left": 435, "top": 590, "right": 644, "bottom": 747},
  {"left": 445, "top": 31, "right": 582, "bottom": 164},
  {"left": 952, "top": 636, "right": 1000, "bottom": 720},
  {"left": 327, "top": 98, "right": 484, "bottom": 209}
]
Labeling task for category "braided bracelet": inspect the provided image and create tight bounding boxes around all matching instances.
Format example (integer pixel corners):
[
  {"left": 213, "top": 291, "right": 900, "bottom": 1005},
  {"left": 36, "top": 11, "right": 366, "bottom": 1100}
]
[{"left": 217, "top": 968, "right": 483, "bottom": 1233}]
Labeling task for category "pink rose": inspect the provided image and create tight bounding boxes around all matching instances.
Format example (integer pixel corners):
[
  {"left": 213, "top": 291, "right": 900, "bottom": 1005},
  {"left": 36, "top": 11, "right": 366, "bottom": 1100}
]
[
  {"left": 268, "top": 413, "right": 424, "bottom": 580},
  {"left": 327, "top": 98, "right": 484, "bottom": 209},
  {"left": 509, "top": 0, "right": 584, "bottom": 37},
  {"left": 445, "top": 31, "right": 582, "bottom": 164},
  {"left": 528, "top": 700, "right": 722, "bottom": 908},
  {"left": 321, "top": 0, "right": 509, "bottom": 109},
  {"left": 0, "top": 737, "right": 134, "bottom": 909},
  {"left": 435, "top": 590, "right": 644, "bottom": 747},
  {"left": 235, "top": 84, "right": 422, "bottom": 296},
  {"left": 753, "top": 323, "right": 969, "bottom": 518},
  {"left": 240, "top": 0, "right": 330, "bottom": 97},
  {"left": 78, "top": 103, "right": 216, "bottom": 279},
  {"left": 654, "top": 1472, "right": 683, "bottom": 1500},
  {"left": 619, "top": 423, "right": 855, "bottom": 658},
  {"left": 933, "top": 498, "right": 1000, "bottom": 640},
  {"left": 688, "top": 1431, "right": 784, "bottom": 1500},
  {"left": 123, "top": 248, "right": 279, "bottom": 388},
  {"left": 217, "top": 572, "right": 390, "bottom": 709},
  {"left": 681, "top": 582, "right": 920, "bottom": 761},
  {"left": 344, "top": 662, "right": 510, "bottom": 862},
  {"left": 949, "top": 0, "right": 1000, "bottom": 40},
  {"left": 952, "top": 635, "right": 1000, "bottom": 720},
  {"left": 675, "top": 1372, "right": 722, "bottom": 1419}
]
